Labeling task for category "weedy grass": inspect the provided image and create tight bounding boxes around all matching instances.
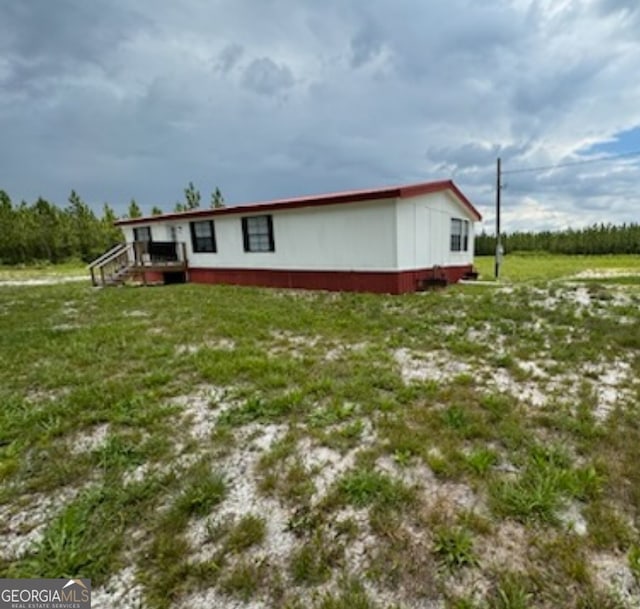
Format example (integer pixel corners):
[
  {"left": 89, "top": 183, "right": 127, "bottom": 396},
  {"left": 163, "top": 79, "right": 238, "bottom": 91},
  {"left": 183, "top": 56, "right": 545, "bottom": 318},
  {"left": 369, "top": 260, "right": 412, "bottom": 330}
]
[
  {"left": 629, "top": 544, "right": 640, "bottom": 580},
  {"left": 487, "top": 572, "right": 533, "bottom": 609},
  {"left": 224, "top": 514, "right": 267, "bottom": 553},
  {"left": 316, "top": 578, "right": 378, "bottom": 609},
  {"left": 433, "top": 525, "right": 478, "bottom": 570},
  {"left": 333, "top": 467, "right": 416, "bottom": 511},
  {"left": 1, "top": 259, "right": 639, "bottom": 608},
  {"left": 9, "top": 477, "right": 166, "bottom": 585},
  {"left": 288, "top": 532, "right": 343, "bottom": 586},
  {"left": 488, "top": 444, "right": 596, "bottom": 524},
  {"left": 219, "top": 559, "right": 270, "bottom": 601},
  {"left": 174, "top": 465, "right": 227, "bottom": 519}
]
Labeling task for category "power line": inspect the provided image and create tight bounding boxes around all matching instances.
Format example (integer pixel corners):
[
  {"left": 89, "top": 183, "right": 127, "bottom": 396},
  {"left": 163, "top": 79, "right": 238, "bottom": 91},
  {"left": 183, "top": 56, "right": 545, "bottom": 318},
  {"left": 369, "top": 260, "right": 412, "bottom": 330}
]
[{"left": 502, "top": 148, "right": 640, "bottom": 175}]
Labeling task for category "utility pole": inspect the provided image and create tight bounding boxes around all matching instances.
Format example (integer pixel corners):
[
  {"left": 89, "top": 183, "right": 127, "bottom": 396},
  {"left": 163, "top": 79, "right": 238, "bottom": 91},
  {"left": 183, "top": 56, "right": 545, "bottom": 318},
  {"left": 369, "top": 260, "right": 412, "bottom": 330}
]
[{"left": 494, "top": 157, "right": 504, "bottom": 279}]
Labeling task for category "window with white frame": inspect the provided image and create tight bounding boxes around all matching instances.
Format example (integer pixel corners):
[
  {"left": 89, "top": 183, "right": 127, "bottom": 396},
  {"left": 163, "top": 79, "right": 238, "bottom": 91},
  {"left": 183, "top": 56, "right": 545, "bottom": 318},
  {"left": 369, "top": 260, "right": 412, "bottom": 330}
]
[
  {"left": 242, "top": 215, "right": 274, "bottom": 252},
  {"left": 450, "top": 218, "right": 469, "bottom": 252},
  {"left": 190, "top": 220, "right": 216, "bottom": 253}
]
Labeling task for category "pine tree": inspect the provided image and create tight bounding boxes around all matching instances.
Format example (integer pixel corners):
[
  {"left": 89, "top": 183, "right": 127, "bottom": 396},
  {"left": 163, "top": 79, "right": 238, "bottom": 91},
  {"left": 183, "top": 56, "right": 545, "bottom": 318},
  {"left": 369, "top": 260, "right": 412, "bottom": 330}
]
[
  {"left": 128, "top": 198, "right": 142, "bottom": 218},
  {"left": 184, "top": 182, "right": 201, "bottom": 209},
  {"left": 67, "top": 190, "right": 102, "bottom": 261},
  {"left": 0, "top": 191, "right": 16, "bottom": 263},
  {"left": 101, "top": 203, "right": 124, "bottom": 247},
  {"left": 210, "top": 187, "right": 225, "bottom": 208}
]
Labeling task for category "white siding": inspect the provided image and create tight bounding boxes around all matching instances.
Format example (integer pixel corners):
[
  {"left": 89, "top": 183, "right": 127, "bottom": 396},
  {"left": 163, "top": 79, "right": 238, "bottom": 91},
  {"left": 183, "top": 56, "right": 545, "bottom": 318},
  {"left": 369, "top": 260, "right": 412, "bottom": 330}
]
[
  {"left": 122, "top": 189, "right": 478, "bottom": 273},
  {"left": 121, "top": 226, "right": 135, "bottom": 243},
  {"left": 126, "top": 198, "right": 398, "bottom": 271},
  {"left": 395, "top": 191, "right": 477, "bottom": 269}
]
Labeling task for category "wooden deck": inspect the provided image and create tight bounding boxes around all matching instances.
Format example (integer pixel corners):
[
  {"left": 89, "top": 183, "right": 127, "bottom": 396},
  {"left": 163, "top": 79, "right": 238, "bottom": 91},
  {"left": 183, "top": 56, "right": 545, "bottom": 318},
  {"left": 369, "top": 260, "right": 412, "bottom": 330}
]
[
  {"left": 89, "top": 241, "right": 188, "bottom": 286},
  {"left": 128, "top": 261, "right": 187, "bottom": 273}
]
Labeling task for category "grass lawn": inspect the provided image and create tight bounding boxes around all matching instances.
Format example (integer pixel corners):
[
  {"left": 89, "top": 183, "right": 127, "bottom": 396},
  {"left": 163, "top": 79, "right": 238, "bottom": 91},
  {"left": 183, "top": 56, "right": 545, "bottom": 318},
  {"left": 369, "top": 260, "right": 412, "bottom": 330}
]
[
  {"left": 475, "top": 253, "right": 640, "bottom": 282},
  {"left": 0, "top": 260, "right": 87, "bottom": 282},
  {"left": 1, "top": 256, "right": 639, "bottom": 608}
]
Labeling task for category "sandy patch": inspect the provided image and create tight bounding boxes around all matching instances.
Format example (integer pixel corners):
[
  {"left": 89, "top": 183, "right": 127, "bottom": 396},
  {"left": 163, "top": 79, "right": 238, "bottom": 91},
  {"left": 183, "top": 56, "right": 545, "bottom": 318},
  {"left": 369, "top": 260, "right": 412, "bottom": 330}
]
[
  {"left": 91, "top": 565, "right": 145, "bottom": 609},
  {"left": 394, "top": 348, "right": 471, "bottom": 384},
  {"left": 25, "top": 387, "right": 70, "bottom": 404},
  {"left": 176, "top": 588, "right": 268, "bottom": 609},
  {"left": 0, "top": 487, "right": 82, "bottom": 560},
  {"left": 487, "top": 367, "right": 547, "bottom": 408},
  {"left": 557, "top": 501, "right": 588, "bottom": 536},
  {"left": 176, "top": 338, "right": 236, "bottom": 355},
  {"left": 51, "top": 323, "right": 83, "bottom": 331},
  {"left": 592, "top": 553, "right": 640, "bottom": 608},
  {"left": 268, "top": 330, "right": 324, "bottom": 359},
  {"left": 0, "top": 276, "right": 87, "bottom": 287},
  {"left": 186, "top": 424, "right": 295, "bottom": 564},
  {"left": 324, "top": 342, "right": 369, "bottom": 361},
  {"left": 169, "top": 385, "right": 238, "bottom": 442},
  {"left": 478, "top": 521, "right": 530, "bottom": 573},
  {"left": 465, "top": 323, "right": 501, "bottom": 347},
  {"left": 583, "top": 358, "right": 634, "bottom": 421},
  {"left": 298, "top": 440, "right": 358, "bottom": 502},
  {"left": 333, "top": 506, "right": 372, "bottom": 572},
  {"left": 123, "top": 310, "right": 149, "bottom": 318},
  {"left": 69, "top": 423, "right": 110, "bottom": 455},
  {"left": 573, "top": 268, "right": 640, "bottom": 280}
]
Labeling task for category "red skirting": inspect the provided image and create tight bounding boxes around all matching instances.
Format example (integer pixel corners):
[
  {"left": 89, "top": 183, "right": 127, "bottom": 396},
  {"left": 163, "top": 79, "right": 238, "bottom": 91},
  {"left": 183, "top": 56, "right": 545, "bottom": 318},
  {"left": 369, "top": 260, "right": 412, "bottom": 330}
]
[
  {"left": 187, "top": 265, "right": 473, "bottom": 294},
  {"left": 132, "top": 270, "right": 165, "bottom": 284},
  {"left": 143, "top": 271, "right": 165, "bottom": 283}
]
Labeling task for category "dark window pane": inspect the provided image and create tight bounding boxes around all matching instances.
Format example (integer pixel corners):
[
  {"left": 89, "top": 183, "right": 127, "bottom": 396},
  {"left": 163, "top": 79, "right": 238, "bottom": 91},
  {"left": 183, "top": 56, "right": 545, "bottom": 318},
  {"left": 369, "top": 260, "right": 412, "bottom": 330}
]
[
  {"left": 190, "top": 220, "right": 216, "bottom": 253},
  {"left": 243, "top": 215, "right": 274, "bottom": 252},
  {"left": 134, "top": 226, "right": 152, "bottom": 242},
  {"left": 450, "top": 219, "right": 462, "bottom": 252}
]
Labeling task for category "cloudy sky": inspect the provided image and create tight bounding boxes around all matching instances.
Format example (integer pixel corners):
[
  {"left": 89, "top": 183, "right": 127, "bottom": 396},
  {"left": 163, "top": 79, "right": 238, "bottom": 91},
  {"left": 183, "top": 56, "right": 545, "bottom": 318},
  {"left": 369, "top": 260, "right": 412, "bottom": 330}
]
[{"left": 1, "top": 0, "right": 639, "bottom": 232}]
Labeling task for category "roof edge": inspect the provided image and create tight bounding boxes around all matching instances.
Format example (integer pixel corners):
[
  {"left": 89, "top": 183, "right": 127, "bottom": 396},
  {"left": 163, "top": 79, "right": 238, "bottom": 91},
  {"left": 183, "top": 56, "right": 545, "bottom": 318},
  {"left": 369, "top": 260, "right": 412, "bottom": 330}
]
[{"left": 115, "top": 179, "right": 482, "bottom": 226}]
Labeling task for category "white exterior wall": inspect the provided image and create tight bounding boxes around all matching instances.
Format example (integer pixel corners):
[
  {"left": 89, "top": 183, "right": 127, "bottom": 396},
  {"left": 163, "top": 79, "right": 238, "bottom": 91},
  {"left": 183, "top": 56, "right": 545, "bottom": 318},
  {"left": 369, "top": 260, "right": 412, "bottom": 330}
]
[
  {"left": 395, "top": 191, "right": 476, "bottom": 270},
  {"left": 124, "top": 198, "right": 398, "bottom": 271},
  {"left": 121, "top": 225, "right": 134, "bottom": 243},
  {"left": 122, "top": 190, "right": 478, "bottom": 273}
]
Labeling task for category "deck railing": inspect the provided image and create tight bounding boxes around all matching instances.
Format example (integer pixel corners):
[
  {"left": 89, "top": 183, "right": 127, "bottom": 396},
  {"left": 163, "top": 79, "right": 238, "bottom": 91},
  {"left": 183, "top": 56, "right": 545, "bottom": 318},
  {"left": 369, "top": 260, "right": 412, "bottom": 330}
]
[
  {"left": 89, "top": 241, "right": 188, "bottom": 286},
  {"left": 88, "top": 243, "right": 132, "bottom": 286},
  {"left": 132, "top": 240, "right": 187, "bottom": 265}
]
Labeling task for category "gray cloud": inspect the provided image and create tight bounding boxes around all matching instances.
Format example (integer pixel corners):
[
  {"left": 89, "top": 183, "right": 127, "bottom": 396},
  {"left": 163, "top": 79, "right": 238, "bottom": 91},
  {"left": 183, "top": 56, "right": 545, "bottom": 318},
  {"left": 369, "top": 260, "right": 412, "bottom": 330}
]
[
  {"left": 216, "top": 43, "right": 244, "bottom": 74},
  {"left": 0, "top": 0, "right": 639, "bottom": 230},
  {"left": 242, "top": 57, "right": 295, "bottom": 96},
  {"left": 0, "top": 1, "right": 146, "bottom": 92},
  {"left": 350, "top": 20, "right": 384, "bottom": 68}
]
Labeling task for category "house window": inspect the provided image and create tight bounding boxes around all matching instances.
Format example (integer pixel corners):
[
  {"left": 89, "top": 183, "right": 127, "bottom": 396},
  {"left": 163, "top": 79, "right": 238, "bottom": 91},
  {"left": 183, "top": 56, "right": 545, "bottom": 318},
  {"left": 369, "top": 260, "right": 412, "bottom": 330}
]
[
  {"left": 450, "top": 219, "right": 469, "bottom": 252},
  {"left": 133, "top": 226, "right": 152, "bottom": 242},
  {"left": 242, "top": 215, "right": 274, "bottom": 252},
  {"left": 190, "top": 220, "right": 216, "bottom": 253}
]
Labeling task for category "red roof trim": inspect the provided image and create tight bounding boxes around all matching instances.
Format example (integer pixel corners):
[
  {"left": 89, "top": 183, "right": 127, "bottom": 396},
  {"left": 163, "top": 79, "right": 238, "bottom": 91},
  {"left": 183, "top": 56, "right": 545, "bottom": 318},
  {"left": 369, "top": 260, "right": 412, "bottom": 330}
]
[{"left": 115, "top": 179, "right": 482, "bottom": 226}]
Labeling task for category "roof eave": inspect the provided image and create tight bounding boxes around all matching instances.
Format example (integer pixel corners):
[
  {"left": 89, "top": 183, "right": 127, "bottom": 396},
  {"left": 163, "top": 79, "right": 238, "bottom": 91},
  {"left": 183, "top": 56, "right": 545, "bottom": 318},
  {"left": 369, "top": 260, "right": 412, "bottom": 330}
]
[{"left": 114, "top": 179, "right": 482, "bottom": 226}]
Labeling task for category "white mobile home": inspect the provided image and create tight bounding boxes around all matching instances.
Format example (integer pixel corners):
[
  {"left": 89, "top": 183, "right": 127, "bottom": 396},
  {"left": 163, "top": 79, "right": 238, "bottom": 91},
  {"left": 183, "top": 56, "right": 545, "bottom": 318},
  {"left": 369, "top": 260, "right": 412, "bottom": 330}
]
[{"left": 102, "top": 180, "right": 482, "bottom": 294}]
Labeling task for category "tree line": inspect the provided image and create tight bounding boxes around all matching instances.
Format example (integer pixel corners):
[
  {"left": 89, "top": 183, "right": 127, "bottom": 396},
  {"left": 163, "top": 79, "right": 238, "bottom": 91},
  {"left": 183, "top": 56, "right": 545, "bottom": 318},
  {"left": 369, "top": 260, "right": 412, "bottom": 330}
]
[
  {"left": 3, "top": 184, "right": 637, "bottom": 264},
  {"left": 475, "top": 223, "right": 640, "bottom": 256},
  {"left": 0, "top": 190, "right": 123, "bottom": 264},
  {"left": 0, "top": 182, "right": 224, "bottom": 264}
]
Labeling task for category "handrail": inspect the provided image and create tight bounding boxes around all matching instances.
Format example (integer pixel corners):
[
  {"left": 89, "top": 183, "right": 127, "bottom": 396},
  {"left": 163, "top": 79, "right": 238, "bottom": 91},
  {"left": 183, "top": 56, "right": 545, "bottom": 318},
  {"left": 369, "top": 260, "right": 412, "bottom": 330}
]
[
  {"left": 89, "top": 241, "right": 188, "bottom": 286},
  {"left": 88, "top": 243, "right": 128, "bottom": 269}
]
